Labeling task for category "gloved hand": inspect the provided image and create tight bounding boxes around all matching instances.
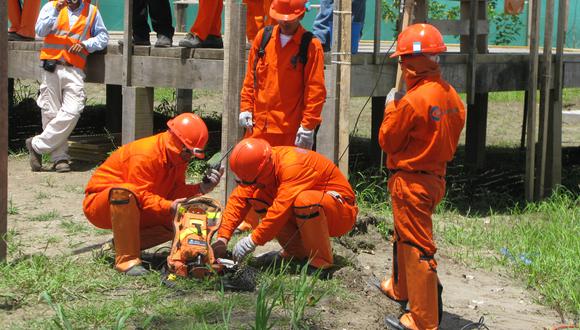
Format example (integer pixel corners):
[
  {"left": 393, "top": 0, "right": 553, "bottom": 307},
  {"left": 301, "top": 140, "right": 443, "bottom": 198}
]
[
  {"left": 200, "top": 166, "right": 225, "bottom": 194},
  {"left": 239, "top": 111, "right": 254, "bottom": 128},
  {"left": 211, "top": 237, "right": 229, "bottom": 259},
  {"left": 386, "top": 88, "right": 405, "bottom": 105},
  {"left": 170, "top": 197, "right": 187, "bottom": 216},
  {"left": 294, "top": 126, "right": 315, "bottom": 149},
  {"left": 233, "top": 235, "right": 256, "bottom": 262}
]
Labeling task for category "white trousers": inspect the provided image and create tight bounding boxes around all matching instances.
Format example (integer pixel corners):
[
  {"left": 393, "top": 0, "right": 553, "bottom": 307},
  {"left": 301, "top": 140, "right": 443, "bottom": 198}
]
[{"left": 33, "top": 65, "right": 86, "bottom": 163}]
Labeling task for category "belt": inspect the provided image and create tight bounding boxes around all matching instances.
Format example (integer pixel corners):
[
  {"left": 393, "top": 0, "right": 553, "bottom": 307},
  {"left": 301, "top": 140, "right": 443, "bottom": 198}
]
[
  {"left": 389, "top": 169, "right": 443, "bottom": 179},
  {"left": 56, "top": 61, "right": 74, "bottom": 67}
]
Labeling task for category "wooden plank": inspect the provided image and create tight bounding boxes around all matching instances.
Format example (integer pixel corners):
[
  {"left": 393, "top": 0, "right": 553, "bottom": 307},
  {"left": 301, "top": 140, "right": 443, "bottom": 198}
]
[
  {"left": 8, "top": 79, "right": 14, "bottom": 114},
  {"left": 373, "top": 0, "right": 382, "bottom": 63},
  {"left": 317, "top": 67, "right": 338, "bottom": 163},
  {"left": 545, "top": 0, "right": 568, "bottom": 195},
  {"left": 466, "top": 0, "right": 479, "bottom": 105},
  {"left": 535, "top": 0, "right": 555, "bottom": 200},
  {"left": 122, "top": 87, "right": 154, "bottom": 144},
  {"left": 336, "top": 0, "right": 352, "bottom": 173},
  {"left": 220, "top": 0, "right": 246, "bottom": 204},
  {"left": 106, "top": 85, "right": 122, "bottom": 133},
  {"left": 370, "top": 97, "right": 387, "bottom": 166},
  {"left": 123, "top": 0, "right": 134, "bottom": 87},
  {"left": 175, "top": 3, "right": 188, "bottom": 33},
  {"left": 428, "top": 19, "right": 488, "bottom": 36},
  {"left": 395, "top": 0, "right": 415, "bottom": 91},
  {"left": 1, "top": 0, "right": 8, "bottom": 261},
  {"left": 525, "top": 0, "right": 541, "bottom": 201},
  {"left": 176, "top": 89, "right": 193, "bottom": 114},
  {"left": 414, "top": 0, "right": 428, "bottom": 22}
]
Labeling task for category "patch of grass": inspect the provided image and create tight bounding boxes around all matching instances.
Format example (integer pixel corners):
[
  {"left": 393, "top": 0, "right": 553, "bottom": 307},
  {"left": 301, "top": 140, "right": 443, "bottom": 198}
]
[
  {"left": 29, "top": 210, "right": 60, "bottom": 222},
  {"left": 60, "top": 219, "right": 90, "bottom": 235},
  {"left": 63, "top": 185, "right": 84, "bottom": 194},
  {"left": 438, "top": 188, "right": 580, "bottom": 318},
  {"left": 92, "top": 228, "right": 111, "bottom": 236},
  {"left": 35, "top": 191, "right": 50, "bottom": 200},
  {"left": 43, "top": 176, "right": 57, "bottom": 188},
  {"left": 8, "top": 197, "right": 19, "bottom": 215}
]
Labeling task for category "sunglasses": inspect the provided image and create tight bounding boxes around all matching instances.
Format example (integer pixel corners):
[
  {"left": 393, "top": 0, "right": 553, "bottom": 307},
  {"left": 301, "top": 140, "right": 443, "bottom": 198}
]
[
  {"left": 234, "top": 178, "right": 257, "bottom": 186},
  {"left": 182, "top": 146, "right": 205, "bottom": 159}
]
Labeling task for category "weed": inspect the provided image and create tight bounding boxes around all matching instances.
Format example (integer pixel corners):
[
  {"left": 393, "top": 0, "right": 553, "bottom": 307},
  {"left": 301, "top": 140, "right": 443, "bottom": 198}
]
[
  {"left": 60, "top": 219, "right": 89, "bottom": 235},
  {"left": 287, "top": 264, "right": 324, "bottom": 329},
  {"left": 3, "top": 229, "right": 22, "bottom": 257},
  {"left": 41, "top": 291, "right": 73, "bottom": 330},
  {"left": 63, "top": 185, "right": 84, "bottom": 194},
  {"left": 13, "top": 80, "right": 38, "bottom": 104},
  {"left": 29, "top": 210, "right": 60, "bottom": 222},
  {"left": 44, "top": 176, "right": 57, "bottom": 188},
  {"left": 252, "top": 276, "right": 283, "bottom": 330},
  {"left": 218, "top": 284, "right": 234, "bottom": 329},
  {"left": 35, "top": 191, "right": 50, "bottom": 200},
  {"left": 8, "top": 197, "right": 19, "bottom": 215}
]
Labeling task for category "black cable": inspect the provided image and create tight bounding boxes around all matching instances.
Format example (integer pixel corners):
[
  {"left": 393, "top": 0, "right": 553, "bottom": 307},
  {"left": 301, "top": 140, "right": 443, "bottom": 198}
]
[{"left": 460, "top": 316, "right": 489, "bottom": 330}]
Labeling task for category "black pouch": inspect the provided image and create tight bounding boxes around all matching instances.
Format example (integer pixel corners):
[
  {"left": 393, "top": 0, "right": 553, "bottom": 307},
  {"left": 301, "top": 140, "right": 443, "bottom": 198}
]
[{"left": 42, "top": 60, "right": 57, "bottom": 73}]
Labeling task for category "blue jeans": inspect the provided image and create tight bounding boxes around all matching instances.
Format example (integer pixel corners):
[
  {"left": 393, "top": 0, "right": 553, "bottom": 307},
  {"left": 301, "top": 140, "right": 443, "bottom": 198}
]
[{"left": 312, "top": 0, "right": 366, "bottom": 52}]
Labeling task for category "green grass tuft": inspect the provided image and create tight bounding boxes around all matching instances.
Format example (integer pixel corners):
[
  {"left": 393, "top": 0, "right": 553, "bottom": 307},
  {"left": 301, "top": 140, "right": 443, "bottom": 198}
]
[{"left": 29, "top": 210, "right": 60, "bottom": 222}]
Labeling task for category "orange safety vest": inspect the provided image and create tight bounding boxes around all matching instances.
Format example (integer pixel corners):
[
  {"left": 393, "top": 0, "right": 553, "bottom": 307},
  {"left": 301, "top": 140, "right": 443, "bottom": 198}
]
[{"left": 40, "top": 2, "right": 98, "bottom": 70}]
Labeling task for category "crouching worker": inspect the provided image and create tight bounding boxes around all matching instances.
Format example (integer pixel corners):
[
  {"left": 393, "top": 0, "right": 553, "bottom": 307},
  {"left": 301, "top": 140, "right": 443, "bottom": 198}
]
[
  {"left": 83, "top": 113, "right": 223, "bottom": 276},
  {"left": 212, "top": 138, "right": 358, "bottom": 274}
]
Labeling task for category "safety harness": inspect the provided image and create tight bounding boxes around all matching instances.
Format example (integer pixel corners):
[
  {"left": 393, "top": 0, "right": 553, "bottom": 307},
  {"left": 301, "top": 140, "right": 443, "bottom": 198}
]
[{"left": 253, "top": 25, "right": 314, "bottom": 90}]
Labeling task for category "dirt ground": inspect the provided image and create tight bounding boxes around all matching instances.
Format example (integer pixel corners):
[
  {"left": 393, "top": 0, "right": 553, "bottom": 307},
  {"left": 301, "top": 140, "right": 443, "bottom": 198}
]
[{"left": 4, "top": 156, "right": 563, "bottom": 329}]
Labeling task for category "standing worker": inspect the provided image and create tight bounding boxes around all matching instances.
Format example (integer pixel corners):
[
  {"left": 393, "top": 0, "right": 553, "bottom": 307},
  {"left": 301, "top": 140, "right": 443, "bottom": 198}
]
[
  {"left": 244, "top": 0, "right": 275, "bottom": 43},
  {"left": 132, "top": 0, "right": 174, "bottom": 47},
  {"left": 83, "top": 113, "right": 224, "bottom": 276},
  {"left": 378, "top": 24, "right": 466, "bottom": 330},
  {"left": 238, "top": 0, "right": 326, "bottom": 150},
  {"left": 26, "top": 0, "right": 108, "bottom": 173},
  {"left": 211, "top": 138, "right": 358, "bottom": 274},
  {"left": 8, "top": 0, "right": 41, "bottom": 41},
  {"left": 178, "top": 0, "right": 224, "bottom": 48}
]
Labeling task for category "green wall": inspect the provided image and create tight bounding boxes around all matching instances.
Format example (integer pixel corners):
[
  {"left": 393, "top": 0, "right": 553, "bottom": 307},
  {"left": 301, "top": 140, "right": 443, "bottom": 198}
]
[{"left": 40, "top": 0, "right": 580, "bottom": 48}]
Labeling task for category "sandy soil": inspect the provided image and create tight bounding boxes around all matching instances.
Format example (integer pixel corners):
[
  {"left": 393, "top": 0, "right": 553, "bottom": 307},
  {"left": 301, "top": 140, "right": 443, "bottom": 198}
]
[{"left": 3, "top": 155, "right": 564, "bottom": 329}]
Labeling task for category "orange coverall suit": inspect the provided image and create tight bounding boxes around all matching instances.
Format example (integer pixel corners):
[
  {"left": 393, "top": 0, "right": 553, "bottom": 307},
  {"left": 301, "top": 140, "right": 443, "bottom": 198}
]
[
  {"left": 241, "top": 25, "right": 326, "bottom": 147},
  {"left": 378, "top": 56, "right": 466, "bottom": 330},
  {"left": 83, "top": 131, "right": 203, "bottom": 250},
  {"left": 244, "top": 0, "right": 275, "bottom": 41},
  {"left": 218, "top": 147, "right": 358, "bottom": 269},
  {"left": 8, "top": 0, "right": 41, "bottom": 39},
  {"left": 190, "top": 0, "right": 223, "bottom": 41}
]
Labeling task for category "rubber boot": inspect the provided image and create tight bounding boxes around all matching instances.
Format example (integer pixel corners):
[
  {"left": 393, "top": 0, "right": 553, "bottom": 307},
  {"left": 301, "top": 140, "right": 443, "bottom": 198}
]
[
  {"left": 380, "top": 241, "right": 409, "bottom": 303},
  {"left": 351, "top": 22, "right": 363, "bottom": 54},
  {"left": 275, "top": 219, "right": 308, "bottom": 262},
  {"left": 295, "top": 206, "right": 333, "bottom": 269},
  {"left": 399, "top": 244, "right": 440, "bottom": 330},
  {"left": 110, "top": 188, "right": 148, "bottom": 276}
]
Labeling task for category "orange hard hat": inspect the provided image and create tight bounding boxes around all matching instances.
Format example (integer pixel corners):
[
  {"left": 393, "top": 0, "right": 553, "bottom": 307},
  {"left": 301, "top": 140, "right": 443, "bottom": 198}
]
[
  {"left": 390, "top": 23, "right": 447, "bottom": 58},
  {"left": 167, "top": 113, "right": 208, "bottom": 159},
  {"left": 229, "top": 138, "right": 272, "bottom": 183},
  {"left": 270, "top": 0, "right": 307, "bottom": 21}
]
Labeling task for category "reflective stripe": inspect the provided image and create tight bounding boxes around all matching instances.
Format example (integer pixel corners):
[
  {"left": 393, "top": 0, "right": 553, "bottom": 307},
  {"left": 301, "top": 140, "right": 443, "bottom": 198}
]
[{"left": 79, "top": 5, "right": 96, "bottom": 41}]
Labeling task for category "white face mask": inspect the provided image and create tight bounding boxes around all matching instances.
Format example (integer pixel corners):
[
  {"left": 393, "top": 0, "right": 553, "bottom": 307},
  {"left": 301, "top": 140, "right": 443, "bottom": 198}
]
[{"left": 425, "top": 54, "right": 440, "bottom": 63}]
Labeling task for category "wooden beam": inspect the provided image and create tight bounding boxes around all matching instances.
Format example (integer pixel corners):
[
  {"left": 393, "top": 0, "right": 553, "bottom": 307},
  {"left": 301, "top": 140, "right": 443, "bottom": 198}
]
[
  {"left": 525, "top": 0, "right": 541, "bottom": 201},
  {"left": 123, "top": 0, "right": 133, "bottom": 87},
  {"left": 373, "top": 0, "right": 381, "bottom": 63},
  {"left": 466, "top": 0, "right": 479, "bottom": 105},
  {"left": 176, "top": 89, "right": 193, "bottom": 114},
  {"left": 175, "top": 3, "right": 188, "bottom": 33},
  {"left": 414, "top": 0, "right": 428, "bottom": 22},
  {"left": 121, "top": 87, "right": 154, "bottom": 143},
  {"left": 536, "top": 0, "right": 555, "bottom": 200},
  {"left": 370, "top": 97, "right": 387, "bottom": 166},
  {"left": 1, "top": 0, "right": 8, "bottom": 261},
  {"left": 428, "top": 19, "right": 488, "bottom": 36},
  {"left": 545, "top": 0, "right": 569, "bottom": 195},
  {"left": 395, "top": 0, "right": 415, "bottom": 91},
  {"left": 318, "top": 67, "right": 339, "bottom": 163},
  {"left": 336, "top": 0, "right": 352, "bottom": 173},
  {"left": 105, "top": 84, "right": 123, "bottom": 134},
  {"left": 221, "top": 0, "right": 246, "bottom": 204}
]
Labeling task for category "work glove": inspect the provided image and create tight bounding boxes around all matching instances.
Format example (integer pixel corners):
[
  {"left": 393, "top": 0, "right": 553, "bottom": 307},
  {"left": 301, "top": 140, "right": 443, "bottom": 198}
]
[
  {"left": 239, "top": 111, "right": 254, "bottom": 128},
  {"left": 170, "top": 197, "right": 187, "bottom": 216},
  {"left": 386, "top": 88, "right": 405, "bottom": 105},
  {"left": 233, "top": 235, "right": 256, "bottom": 262},
  {"left": 200, "top": 166, "right": 225, "bottom": 194},
  {"left": 211, "top": 237, "right": 229, "bottom": 259},
  {"left": 294, "top": 126, "right": 315, "bottom": 150}
]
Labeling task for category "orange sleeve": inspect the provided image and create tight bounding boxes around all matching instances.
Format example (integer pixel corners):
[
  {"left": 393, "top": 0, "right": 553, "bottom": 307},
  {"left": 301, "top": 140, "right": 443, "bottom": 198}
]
[
  {"left": 300, "top": 40, "right": 326, "bottom": 130},
  {"left": 250, "top": 165, "right": 319, "bottom": 245},
  {"left": 126, "top": 157, "right": 173, "bottom": 217},
  {"left": 172, "top": 183, "right": 202, "bottom": 199},
  {"left": 218, "top": 185, "right": 255, "bottom": 240},
  {"left": 378, "top": 99, "right": 415, "bottom": 155},
  {"left": 240, "top": 30, "right": 263, "bottom": 112}
]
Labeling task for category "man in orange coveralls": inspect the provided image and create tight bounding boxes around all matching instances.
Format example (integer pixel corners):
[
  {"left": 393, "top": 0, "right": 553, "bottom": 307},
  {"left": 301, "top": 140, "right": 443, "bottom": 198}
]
[
  {"left": 83, "top": 113, "right": 223, "bottom": 276},
  {"left": 378, "top": 24, "right": 466, "bottom": 330},
  {"left": 238, "top": 0, "right": 326, "bottom": 150},
  {"left": 244, "top": 0, "right": 275, "bottom": 42},
  {"left": 211, "top": 138, "right": 358, "bottom": 274},
  {"left": 178, "top": 0, "right": 223, "bottom": 48},
  {"left": 8, "top": 0, "right": 40, "bottom": 41}
]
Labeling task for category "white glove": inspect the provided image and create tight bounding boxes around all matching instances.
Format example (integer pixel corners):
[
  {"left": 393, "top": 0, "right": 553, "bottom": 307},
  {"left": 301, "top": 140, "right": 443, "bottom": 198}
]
[
  {"left": 233, "top": 235, "right": 256, "bottom": 261},
  {"left": 386, "top": 88, "right": 405, "bottom": 105},
  {"left": 200, "top": 166, "right": 225, "bottom": 194},
  {"left": 239, "top": 111, "right": 254, "bottom": 128},
  {"left": 294, "top": 126, "right": 315, "bottom": 150}
]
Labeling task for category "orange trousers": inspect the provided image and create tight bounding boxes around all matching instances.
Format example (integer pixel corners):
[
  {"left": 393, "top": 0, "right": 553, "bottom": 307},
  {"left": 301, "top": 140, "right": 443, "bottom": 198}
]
[
  {"left": 190, "top": 0, "right": 223, "bottom": 41},
  {"left": 244, "top": 0, "right": 275, "bottom": 41},
  {"left": 83, "top": 186, "right": 174, "bottom": 250},
  {"left": 245, "top": 189, "right": 356, "bottom": 269},
  {"left": 245, "top": 127, "right": 296, "bottom": 147},
  {"left": 8, "top": 0, "right": 40, "bottom": 38},
  {"left": 386, "top": 171, "right": 445, "bottom": 330}
]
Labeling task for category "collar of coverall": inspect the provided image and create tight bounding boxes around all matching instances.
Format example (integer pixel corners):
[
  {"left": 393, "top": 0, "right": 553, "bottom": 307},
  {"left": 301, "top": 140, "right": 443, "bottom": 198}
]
[
  {"left": 402, "top": 54, "right": 441, "bottom": 90},
  {"left": 275, "top": 24, "right": 306, "bottom": 47}
]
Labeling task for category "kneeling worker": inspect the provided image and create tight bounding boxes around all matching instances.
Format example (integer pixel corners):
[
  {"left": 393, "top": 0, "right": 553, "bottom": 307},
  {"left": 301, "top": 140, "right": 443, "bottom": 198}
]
[
  {"left": 83, "top": 113, "right": 223, "bottom": 276},
  {"left": 213, "top": 138, "right": 358, "bottom": 272}
]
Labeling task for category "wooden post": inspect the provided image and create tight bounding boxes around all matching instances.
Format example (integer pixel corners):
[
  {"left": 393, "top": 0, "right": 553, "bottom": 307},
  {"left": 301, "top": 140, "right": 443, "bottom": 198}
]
[
  {"left": 466, "top": 0, "right": 478, "bottom": 105},
  {"left": 370, "top": 96, "right": 387, "bottom": 166},
  {"left": 373, "top": 0, "right": 382, "bottom": 63},
  {"left": 221, "top": 0, "right": 246, "bottom": 204},
  {"left": 122, "top": 87, "right": 154, "bottom": 142},
  {"left": 545, "top": 0, "right": 569, "bottom": 194},
  {"left": 525, "top": 0, "right": 541, "bottom": 201},
  {"left": 336, "top": 0, "right": 352, "bottom": 173},
  {"left": 395, "top": 0, "right": 415, "bottom": 91},
  {"left": 1, "top": 0, "right": 8, "bottom": 261},
  {"left": 106, "top": 85, "right": 122, "bottom": 134},
  {"left": 318, "top": 67, "right": 338, "bottom": 162},
  {"left": 536, "top": 0, "right": 555, "bottom": 200},
  {"left": 122, "top": 0, "right": 133, "bottom": 88},
  {"left": 176, "top": 89, "right": 193, "bottom": 114},
  {"left": 462, "top": 0, "right": 489, "bottom": 169},
  {"left": 8, "top": 79, "right": 14, "bottom": 114},
  {"left": 414, "top": 0, "right": 428, "bottom": 22},
  {"left": 175, "top": 3, "right": 188, "bottom": 33}
]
